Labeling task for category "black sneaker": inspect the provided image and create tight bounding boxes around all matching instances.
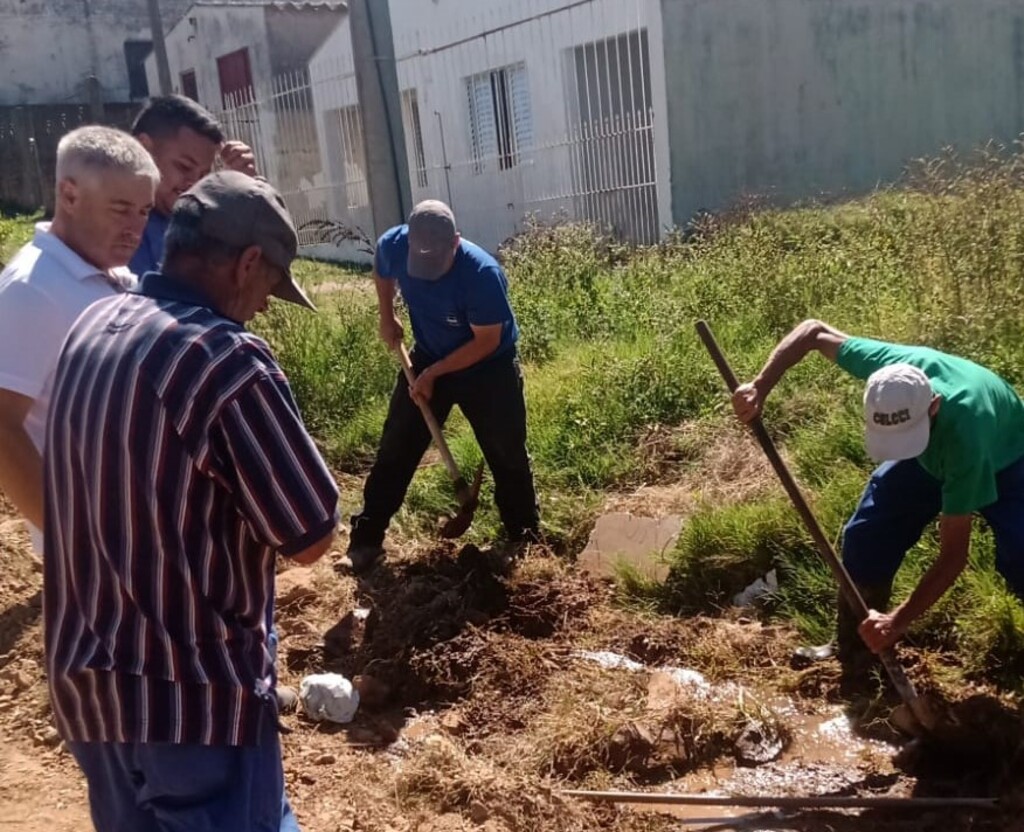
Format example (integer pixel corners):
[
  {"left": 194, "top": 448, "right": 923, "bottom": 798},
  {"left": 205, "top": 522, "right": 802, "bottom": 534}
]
[{"left": 343, "top": 542, "right": 385, "bottom": 576}]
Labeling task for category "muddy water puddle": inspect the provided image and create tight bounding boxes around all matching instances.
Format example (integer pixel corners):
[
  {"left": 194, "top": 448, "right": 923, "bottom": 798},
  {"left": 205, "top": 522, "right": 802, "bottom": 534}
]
[{"left": 631, "top": 705, "right": 903, "bottom": 828}]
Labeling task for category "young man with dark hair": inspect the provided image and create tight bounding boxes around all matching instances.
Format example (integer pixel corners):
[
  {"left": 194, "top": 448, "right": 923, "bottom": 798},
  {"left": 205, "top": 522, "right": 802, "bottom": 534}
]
[{"left": 130, "top": 95, "right": 257, "bottom": 275}]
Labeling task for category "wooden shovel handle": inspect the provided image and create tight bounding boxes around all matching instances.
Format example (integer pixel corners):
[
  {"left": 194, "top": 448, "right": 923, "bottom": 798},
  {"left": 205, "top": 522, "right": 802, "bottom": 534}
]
[
  {"left": 394, "top": 343, "right": 464, "bottom": 487},
  {"left": 695, "top": 320, "right": 930, "bottom": 726}
]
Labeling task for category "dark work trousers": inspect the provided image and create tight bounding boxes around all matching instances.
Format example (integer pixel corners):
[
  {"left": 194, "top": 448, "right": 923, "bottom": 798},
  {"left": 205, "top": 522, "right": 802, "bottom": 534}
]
[
  {"left": 351, "top": 351, "right": 539, "bottom": 545},
  {"left": 842, "top": 456, "right": 1024, "bottom": 598}
]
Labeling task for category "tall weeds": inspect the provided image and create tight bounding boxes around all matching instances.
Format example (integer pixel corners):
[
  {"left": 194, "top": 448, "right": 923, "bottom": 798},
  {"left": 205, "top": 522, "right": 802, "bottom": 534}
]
[{"left": 9, "top": 145, "right": 1024, "bottom": 687}]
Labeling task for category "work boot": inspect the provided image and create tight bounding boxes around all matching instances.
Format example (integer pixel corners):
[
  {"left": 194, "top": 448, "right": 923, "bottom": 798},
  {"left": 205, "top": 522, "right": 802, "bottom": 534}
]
[
  {"left": 342, "top": 516, "right": 386, "bottom": 576},
  {"left": 343, "top": 542, "right": 385, "bottom": 576},
  {"left": 497, "top": 527, "right": 543, "bottom": 568},
  {"left": 791, "top": 583, "right": 893, "bottom": 674}
]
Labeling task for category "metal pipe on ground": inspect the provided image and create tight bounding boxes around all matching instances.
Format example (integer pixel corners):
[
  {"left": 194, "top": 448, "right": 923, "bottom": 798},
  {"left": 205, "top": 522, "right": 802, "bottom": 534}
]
[{"left": 562, "top": 789, "right": 998, "bottom": 811}]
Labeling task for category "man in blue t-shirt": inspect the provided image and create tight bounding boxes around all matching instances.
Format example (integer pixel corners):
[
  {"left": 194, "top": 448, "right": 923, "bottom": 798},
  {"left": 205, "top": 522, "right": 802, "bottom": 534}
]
[{"left": 346, "top": 200, "right": 539, "bottom": 572}]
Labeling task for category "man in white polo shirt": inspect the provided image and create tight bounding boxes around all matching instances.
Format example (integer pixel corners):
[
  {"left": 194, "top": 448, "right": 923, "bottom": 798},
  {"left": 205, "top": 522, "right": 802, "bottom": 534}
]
[{"left": 0, "top": 125, "right": 158, "bottom": 556}]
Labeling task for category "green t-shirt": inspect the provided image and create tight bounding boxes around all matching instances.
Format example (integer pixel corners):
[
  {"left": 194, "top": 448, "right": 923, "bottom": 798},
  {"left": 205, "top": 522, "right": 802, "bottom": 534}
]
[{"left": 837, "top": 337, "right": 1024, "bottom": 514}]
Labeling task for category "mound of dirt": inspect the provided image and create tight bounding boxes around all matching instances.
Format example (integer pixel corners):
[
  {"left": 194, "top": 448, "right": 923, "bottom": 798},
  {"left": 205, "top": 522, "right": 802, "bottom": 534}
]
[{"left": 281, "top": 544, "right": 599, "bottom": 708}]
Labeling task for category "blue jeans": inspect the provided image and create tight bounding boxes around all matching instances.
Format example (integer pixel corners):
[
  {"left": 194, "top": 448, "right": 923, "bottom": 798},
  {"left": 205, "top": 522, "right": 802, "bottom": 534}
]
[
  {"left": 842, "top": 456, "right": 1024, "bottom": 597},
  {"left": 267, "top": 625, "right": 300, "bottom": 830},
  {"left": 68, "top": 699, "right": 300, "bottom": 832}
]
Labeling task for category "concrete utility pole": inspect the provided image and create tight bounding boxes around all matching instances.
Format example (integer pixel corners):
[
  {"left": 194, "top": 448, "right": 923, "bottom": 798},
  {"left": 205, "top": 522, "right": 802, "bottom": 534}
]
[
  {"left": 349, "top": 0, "right": 412, "bottom": 236},
  {"left": 86, "top": 75, "right": 104, "bottom": 122},
  {"left": 147, "top": 0, "right": 173, "bottom": 95}
]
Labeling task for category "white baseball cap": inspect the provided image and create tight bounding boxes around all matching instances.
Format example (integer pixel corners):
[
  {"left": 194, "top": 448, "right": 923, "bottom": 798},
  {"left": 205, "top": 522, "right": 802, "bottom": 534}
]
[{"left": 862, "top": 363, "right": 934, "bottom": 462}]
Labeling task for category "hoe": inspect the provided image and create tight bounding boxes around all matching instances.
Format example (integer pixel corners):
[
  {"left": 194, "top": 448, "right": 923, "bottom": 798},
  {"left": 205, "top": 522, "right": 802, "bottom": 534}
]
[{"left": 694, "top": 320, "right": 937, "bottom": 731}]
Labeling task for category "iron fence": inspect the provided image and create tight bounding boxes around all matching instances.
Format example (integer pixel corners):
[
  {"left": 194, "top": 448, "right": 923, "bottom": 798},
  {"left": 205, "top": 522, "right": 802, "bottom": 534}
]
[{"left": 211, "top": 0, "right": 664, "bottom": 258}]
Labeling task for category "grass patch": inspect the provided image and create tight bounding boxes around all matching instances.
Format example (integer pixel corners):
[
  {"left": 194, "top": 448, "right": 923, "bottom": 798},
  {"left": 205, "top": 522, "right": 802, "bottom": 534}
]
[
  {"left": 0, "top": 212, "right": 37, "bottom": 266},
  {"left": 261, "top": 146, "right": 1024, "bottom": 688},
  {"left": 6, "top": 146, "right": 1024, "bottom": 688}
]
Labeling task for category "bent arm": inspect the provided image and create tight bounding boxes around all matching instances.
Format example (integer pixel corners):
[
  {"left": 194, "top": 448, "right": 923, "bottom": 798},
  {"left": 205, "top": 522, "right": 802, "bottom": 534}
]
[
  {"left": 374, "top": 270, "right": 397, "bottom": 318},
  {"left": 890, "top": 513, "right": 972, "bottom": 634},
  {"left": 429, "top": 323, "right": 503, "bottom": 378},
  {"left": 732, "top": 320, "right": 850, "bottom": 423},
  {"left": 753, "top": 319, "right": 848, "bottom": 397},
  {"left": 0, "top": 389, "right": 43, "bottom": 529}
]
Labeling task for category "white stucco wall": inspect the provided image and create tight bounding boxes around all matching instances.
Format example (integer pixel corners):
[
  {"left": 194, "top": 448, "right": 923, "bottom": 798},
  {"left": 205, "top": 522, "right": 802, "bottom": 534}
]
[
  {"left": 0, "top": 0, "right": 191, "bottom": 105},
  {"left": 660, "top": 0, "right": 1024, "bottom": 224},
  {"left": 144, "top": 4, "right": 270, "bottom": 109},
  {"left": 311, "top": 0, "right": 671, "bottom": 252}
]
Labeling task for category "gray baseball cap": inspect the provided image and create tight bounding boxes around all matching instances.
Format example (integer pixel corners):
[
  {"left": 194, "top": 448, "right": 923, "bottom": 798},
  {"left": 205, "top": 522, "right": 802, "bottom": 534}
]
[
  {"left": 179, "top": 171, "right": 315, "bottom": 310},
  {"left": 407, "top": 199, "right": 458, "bottom": 280}
]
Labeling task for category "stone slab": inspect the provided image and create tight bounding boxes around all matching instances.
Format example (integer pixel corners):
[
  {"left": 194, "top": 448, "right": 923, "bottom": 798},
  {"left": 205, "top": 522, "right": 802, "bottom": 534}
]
[{"left": 579, "top": 512, "right": 682, "bottom": 582}]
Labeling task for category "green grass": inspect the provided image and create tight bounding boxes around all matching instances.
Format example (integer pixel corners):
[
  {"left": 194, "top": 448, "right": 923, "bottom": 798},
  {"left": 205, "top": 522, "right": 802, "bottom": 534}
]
[
  {"left": 257, "top": 147, "right": 1024, "bottom": 689},
  {"left": 0, "top": 211, "right": 37, "bottom": 265},
  {"left": 6, "top": 146, "right": 1024, "bottom": 690}
]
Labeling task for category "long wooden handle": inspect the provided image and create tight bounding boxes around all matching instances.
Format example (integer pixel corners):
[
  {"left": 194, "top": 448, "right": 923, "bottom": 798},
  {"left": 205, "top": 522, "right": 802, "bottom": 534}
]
[
  {"left": 394, "top": 343, "right": 464, "bottom": 486},
  {"left": 694, "top": 321, "right": 869, "bottom": 615},
  {"left": 695, "top": 320, "right": 929, "bottom": 724}
]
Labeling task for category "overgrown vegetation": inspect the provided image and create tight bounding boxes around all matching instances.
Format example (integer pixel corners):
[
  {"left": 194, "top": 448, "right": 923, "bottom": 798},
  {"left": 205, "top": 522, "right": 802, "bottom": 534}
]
[
  {"left": 0, "top": 211, "right": 36, "bottom": 266},
  {"left": 263, "top": 147, "right": 1024, "bottom": 691},
  {"left": 5, "top": 145, "right": 1024, "bottom": 692}
]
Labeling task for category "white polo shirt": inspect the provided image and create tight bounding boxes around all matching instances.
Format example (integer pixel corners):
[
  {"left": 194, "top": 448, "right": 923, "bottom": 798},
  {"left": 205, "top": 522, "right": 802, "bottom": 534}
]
[{"left": 0, "top": 223, "right": 136, "bottom": 550}]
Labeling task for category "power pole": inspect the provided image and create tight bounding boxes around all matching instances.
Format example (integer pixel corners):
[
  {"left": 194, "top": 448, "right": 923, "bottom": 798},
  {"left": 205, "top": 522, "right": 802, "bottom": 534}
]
[
  {"left": 147, "top": 0, "right": 173, "bottom": 95},
  {"left": 349, "top": 0, "right": 412, "bottom": 236}
]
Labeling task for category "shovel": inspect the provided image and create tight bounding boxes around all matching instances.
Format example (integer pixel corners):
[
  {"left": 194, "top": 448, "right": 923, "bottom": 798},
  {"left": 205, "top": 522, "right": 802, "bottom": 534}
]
[
  {"left": 395, "top": 342, "right": 483, "bottom": 539},
  {"left": 695, "top": 320, "right": 936, "bottom": 733}
]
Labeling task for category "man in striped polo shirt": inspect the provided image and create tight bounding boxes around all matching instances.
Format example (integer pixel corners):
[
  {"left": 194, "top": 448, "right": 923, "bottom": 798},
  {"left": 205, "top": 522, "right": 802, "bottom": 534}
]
[{"left": 44, "top": 171, "right": 338, "bottom": 832}]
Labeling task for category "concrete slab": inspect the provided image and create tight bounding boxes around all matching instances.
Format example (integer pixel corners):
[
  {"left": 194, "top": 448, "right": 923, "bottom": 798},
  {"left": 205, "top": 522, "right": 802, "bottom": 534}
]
[{"left": 579, "top": 512, "right": 682, "bottom": 582}]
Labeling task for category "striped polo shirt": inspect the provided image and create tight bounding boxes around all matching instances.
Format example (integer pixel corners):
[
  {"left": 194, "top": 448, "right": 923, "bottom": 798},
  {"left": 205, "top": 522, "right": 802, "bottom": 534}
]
[{"left": 44, "top": 272, "right": 339, "bottom": 746}]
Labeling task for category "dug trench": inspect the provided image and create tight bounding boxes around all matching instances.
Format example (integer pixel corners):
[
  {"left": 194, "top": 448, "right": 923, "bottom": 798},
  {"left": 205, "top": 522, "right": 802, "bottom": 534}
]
[{"left": 2, "top": 501, "right": 1024, "bottom": 831}]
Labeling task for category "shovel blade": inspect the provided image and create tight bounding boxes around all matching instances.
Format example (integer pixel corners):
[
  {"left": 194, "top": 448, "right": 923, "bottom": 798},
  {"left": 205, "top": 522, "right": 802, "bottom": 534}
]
[
  {"left": 440, "top": 510, "right": 475, "bottom": 539},
  {"left": 440, "top": 462, "right": 485, "bottom": 539}
]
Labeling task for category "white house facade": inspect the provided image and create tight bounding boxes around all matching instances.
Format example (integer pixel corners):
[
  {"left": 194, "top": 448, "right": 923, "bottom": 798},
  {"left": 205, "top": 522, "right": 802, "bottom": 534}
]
[
  {"left": 308, "top": 0, "right": 672, "bottom": 253},
  {"left": 0, "top": 0, "right": 192, "bottom": 105}
]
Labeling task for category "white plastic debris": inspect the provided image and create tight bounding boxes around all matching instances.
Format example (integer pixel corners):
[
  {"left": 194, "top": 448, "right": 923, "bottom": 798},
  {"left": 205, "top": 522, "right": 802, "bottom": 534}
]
[
  {"left": 574, "top": 650, "right": 646, "bottom": 672},
  {"left": 661, "top": 667, "right": 710, "bottom": 691},
  {"left": 299, "top": 673, "right": 360, "bottom": 724},
  {"left": 732, "top": 569, "right": 778, "bottom": 608}
]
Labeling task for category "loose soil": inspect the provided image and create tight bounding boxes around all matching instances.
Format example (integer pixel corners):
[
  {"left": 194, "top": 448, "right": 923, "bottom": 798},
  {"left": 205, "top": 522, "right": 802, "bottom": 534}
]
[{"left": 2, "top": 489, "right": 1022, "bottom": 831}]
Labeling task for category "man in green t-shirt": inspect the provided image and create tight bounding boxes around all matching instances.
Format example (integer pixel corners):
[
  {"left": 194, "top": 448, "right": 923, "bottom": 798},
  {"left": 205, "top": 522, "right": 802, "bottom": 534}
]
[{"left": 732, "top": 319, "right": 1024, "bottom": 672}]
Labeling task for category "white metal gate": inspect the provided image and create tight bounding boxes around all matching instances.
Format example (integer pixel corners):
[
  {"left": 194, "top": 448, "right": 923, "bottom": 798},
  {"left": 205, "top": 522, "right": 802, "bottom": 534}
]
[
  {"left": 213, "top": 56, "right": 376, "bottom": 259},
  {"left": 211, "top": 0, "right": 667, "bottom": 260},
  {"left": 394, "top": 0, "right": 662, "bottom": 249}
]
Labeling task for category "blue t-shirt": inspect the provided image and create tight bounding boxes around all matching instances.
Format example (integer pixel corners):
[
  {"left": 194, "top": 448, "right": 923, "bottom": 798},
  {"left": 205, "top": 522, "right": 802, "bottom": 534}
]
[
  {"left": 375, "top": 225, "right": 519, "bottom": 364},
  {"left": 129, "top": 212, "right": 171, "bottom": 277}
]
